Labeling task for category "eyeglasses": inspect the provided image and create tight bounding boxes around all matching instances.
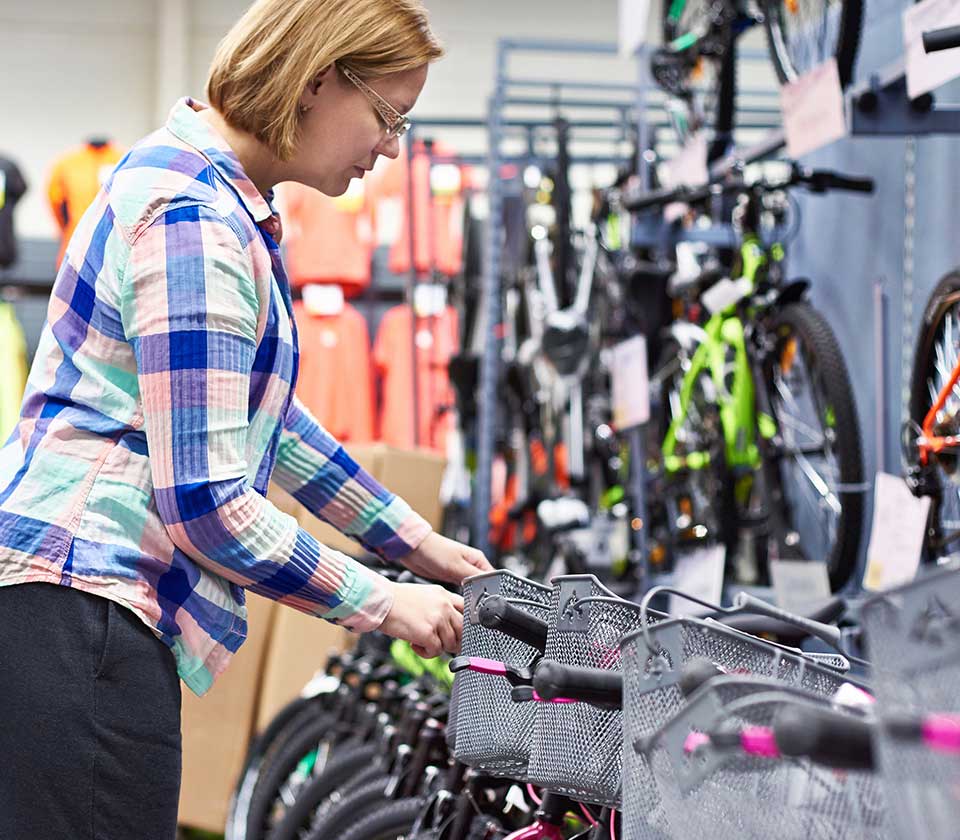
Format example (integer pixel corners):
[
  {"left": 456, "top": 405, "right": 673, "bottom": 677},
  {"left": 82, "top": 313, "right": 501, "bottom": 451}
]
[{"left": 340, "top": 65, "right": 411, "bottom": 140}]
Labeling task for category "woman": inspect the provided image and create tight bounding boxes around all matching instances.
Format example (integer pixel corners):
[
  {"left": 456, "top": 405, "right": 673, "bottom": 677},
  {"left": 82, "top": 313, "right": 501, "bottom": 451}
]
[{"left": 0, "top": 1, "right": 489, "bottom": 837}]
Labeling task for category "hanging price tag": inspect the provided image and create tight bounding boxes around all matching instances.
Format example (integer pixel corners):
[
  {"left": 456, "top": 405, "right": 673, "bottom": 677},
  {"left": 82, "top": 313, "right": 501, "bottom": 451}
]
[
  {"left": 669, "top": 544, "right": 726, "bottom": 617},
  {"left": 610, "top": 334, "right": 650, "bottom": 430},
  {"left": 903, "top": 0, "right": 960, "bottom": 100},
  {"left": 863, "top": 473, "right": 929, "bottom": 591},
  {"left": 619, "top": 0, "right": 652, "bottom": 56},
  {"left": 780, "top": 58, "right": 847, "bottom": 159}
]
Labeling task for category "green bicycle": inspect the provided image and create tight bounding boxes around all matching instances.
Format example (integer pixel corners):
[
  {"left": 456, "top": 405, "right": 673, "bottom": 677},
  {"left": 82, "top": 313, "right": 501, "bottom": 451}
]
[{"left": 628, "top": 163, "right": 872, "bottom": 590}]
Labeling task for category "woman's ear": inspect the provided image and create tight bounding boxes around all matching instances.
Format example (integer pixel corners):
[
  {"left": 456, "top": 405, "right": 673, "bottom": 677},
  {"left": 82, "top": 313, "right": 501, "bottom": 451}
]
[{"left": 300, "top": 64, "right": 337, "bottom": 111}]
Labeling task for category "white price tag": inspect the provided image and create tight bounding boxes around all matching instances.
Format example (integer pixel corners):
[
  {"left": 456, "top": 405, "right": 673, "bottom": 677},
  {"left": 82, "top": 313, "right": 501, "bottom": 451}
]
[
  {"left": 619, "top": 0, "right": 652, "bottom": 56},
  {"left": 780, "top": 58, "right": 847, "bottom": 159},
  {"left": 904, "top": 0, "right": 960, "bottom": 100},
  {"left": 660, "top": 133, "right": 709, "bottom": 223},
  {"left": 770, "top": 559, "right": 832, "bottom": 614},
  {"left": 610, "top": 334, "right": 650, "bottom": 429},
  {"left": 701, "top": 276, "right": 752, "bottom": 314},
  {"left": 669, "top": 544, "right": 726, "bottom": 616},
  {"left": 863, "top": 473, "right": 929, "bottom": 591}
]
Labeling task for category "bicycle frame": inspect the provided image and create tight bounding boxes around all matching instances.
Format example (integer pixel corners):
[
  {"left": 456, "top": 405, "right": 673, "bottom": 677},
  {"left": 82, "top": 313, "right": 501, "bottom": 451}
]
[
  {"left": 920, "top": 364, "right": 960, "bottom": 465},
  {"left": 661, "top": 234, "right": 777, "bottom": 477}
]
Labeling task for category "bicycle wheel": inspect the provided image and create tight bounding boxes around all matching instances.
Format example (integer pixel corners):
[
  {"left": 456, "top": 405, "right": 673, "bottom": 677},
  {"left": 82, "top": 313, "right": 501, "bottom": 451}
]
[
  {"left": 909, "top": 270, "right": 960, "bottom": 561},
  {"left": 229, "top": 699, "right": 329, "bottom": 840},
  {"left": 762, "top": 0, "right": 862, "bottom": 86},
  {"left": 246, "top": 719, "right": 350, "bottom": 840},
  {"left": 652, "top": 338, "right": 735, "bottom": 560},
  {"left": 304, "top": 776, "right": 391, "bottom": 840},
  {"left": 335, "top": 797, "right": 424, "bottom": 840},
  {"left": 760, "top": 302, "right": 864, "bottom": 590},
  {"left": 268, "top": 743, "right": 382, "bottom": 840}
]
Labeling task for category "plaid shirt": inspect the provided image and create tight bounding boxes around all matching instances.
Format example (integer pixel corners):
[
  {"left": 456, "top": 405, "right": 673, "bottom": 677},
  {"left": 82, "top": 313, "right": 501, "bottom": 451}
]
[{"left": 0, "top": 99, "right": 430, "bottom": 695}]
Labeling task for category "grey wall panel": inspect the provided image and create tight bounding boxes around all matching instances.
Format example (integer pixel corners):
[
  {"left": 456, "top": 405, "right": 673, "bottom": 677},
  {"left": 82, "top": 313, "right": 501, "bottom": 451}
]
[{"left": 788, "top": 0, "right": 960, "bottom": 583}]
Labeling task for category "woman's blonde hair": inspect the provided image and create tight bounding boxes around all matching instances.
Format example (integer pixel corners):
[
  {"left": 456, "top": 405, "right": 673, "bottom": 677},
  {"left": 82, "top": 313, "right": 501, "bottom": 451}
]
[{"left": 207, "top": 0, "right": 443, "bottom": 160}]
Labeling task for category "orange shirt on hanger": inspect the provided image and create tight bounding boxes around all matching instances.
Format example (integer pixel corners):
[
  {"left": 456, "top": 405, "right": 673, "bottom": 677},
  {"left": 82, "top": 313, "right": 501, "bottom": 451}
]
[
  {"left": 373, "top": 304, "right": 459, "bottom": 452},
  {"left": 280, "top": 180, "right": 374, "bottom": 295},
  {"left": 47, "top": 141, "right": 125, "bottom": 268},
  {"left": 293, "top": 299, "right": 375, "bottom": 443},
  {"left": 373, "top": 139, "right": 466, "bottom": 278}
]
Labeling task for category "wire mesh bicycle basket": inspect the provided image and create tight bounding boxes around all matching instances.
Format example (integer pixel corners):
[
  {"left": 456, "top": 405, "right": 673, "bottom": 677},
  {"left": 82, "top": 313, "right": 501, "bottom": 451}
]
[
  {"left": 525, "top": 574, "right": 662, "bottom": 808},
  {"left": 620, "top": 609, "right": 857, "bottom": 839},
  {"left": 449, "top": 570, "right": 552, "bottom": 777},
  {"left": 636, "top": 676, "right": 888, "bottom": 840},
  {"left": 862, "top": 567, "right": 960, "bottom": 840}
]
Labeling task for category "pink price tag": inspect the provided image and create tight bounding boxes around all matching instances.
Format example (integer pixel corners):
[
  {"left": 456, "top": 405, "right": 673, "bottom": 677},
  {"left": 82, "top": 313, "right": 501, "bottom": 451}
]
[{"left": 780, "top": 58, "right": 847, "bottom": 159}]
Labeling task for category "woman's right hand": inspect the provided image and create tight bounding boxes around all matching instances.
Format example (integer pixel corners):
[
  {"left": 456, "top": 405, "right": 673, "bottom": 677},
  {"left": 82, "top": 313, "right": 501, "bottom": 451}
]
[{"left": 378, "top": 582, "right": 464, "bottom": 658}]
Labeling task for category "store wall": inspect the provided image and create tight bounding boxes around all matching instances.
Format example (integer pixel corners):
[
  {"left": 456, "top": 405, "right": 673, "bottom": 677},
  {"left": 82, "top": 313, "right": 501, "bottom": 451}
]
[
  {"left": 1, "top": 0, "right": 632, "bottom": 240},
  {"left": 789, "top": 0, "right": 960, "bottom": 584}
]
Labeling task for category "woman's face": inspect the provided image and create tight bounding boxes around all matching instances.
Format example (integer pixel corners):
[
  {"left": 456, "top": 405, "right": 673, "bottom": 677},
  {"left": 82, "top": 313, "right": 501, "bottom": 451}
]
[{"left": 289, "top": 63, "right": 428, "bottom": 195}]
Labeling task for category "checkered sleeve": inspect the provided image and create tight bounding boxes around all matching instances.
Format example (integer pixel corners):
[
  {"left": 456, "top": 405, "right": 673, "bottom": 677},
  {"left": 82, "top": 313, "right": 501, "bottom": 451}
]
[
  {"left": 272, "top": 396, "right": 432, "bottom": 563},
  {"left": 118, "top": 204, "right": 393, "bottom": 631}
]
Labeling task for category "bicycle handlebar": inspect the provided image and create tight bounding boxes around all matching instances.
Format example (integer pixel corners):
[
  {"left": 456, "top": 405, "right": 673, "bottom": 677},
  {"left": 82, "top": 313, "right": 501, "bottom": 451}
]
[
  {"left": 773, "top": 703, "right": 875, "bottom": 770},
  {"left": 924, "top": 25, "right": 960, "bottom": 54},
  {"left": 731, "top": 593, "right": 844, "bottom": 650},
  {"left": 477, "top": 595, "right": 549, "bottom": 653},
  {"left": 623, "top": 166, "right": 874, "bottom": 212},
  {"left": 532, "top": 660, "right": 623, "bottom": 708}
]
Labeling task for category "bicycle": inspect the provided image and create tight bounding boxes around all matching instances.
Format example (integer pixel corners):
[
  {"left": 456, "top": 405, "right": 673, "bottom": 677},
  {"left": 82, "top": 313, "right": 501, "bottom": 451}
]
[
  {"left": 654, "top": 0, "right": 862, "bottom": 161},
  {"left": 627, "top": 162, "right": 871, "bottom": 591}
]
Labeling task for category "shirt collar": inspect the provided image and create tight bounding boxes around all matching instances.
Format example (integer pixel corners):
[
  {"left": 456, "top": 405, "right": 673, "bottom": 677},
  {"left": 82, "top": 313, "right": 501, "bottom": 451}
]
[{"left": 165, "top": 97, "right": 275, "bottom": 224}]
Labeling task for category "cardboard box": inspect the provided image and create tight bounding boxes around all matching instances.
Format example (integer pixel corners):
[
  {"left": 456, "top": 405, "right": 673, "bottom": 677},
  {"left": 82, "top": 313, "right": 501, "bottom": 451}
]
[
  {"left": 254, "top": 605, "right": 355, "bottom": 731},
  {"left": 178, "top": 593, "right": 277, "bottom": 833},
  {"left": 297, "top": 444, "right": 447, "bottom": 556}
]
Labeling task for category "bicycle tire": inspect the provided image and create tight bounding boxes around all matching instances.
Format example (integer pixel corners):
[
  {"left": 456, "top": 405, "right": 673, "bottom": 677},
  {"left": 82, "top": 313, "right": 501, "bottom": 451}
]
[
  {"left": 229, "top": 700, "right": 326, "bottom": 839},
  {"left": 761, "top": 302, "right": 864, "bottom": 590},
  {"left": 334, "top": 797, "right": 424, "bottom": 840},
  {"left": 246, "top": 717, "right": 345, "bottom": 840},
  {"left": 268, "top": 743, "right": 382, "bottom": 840},
  {"left": 762, "top": 0, "right": 863, "bottom": 87},
  {"left": 908, "top": 269, "right": 960, "bottom": 561},
  {"left": 303, "top": 775, "right": 391, "bottom": 840},
  {"left": 652, "top": 337, "right": 735, "bottom": 559}
]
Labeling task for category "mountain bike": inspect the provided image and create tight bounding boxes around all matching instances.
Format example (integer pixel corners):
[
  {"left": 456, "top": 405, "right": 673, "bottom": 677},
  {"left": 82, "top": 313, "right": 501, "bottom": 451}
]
[
  {"left": 626, "top": 162, "right": 872, "bottom": 591},
  {"left": 653, "top": 0, "right": 863, "bottom": 160},
  {"left": 900, "top": 27, "right": 960, "bottom": 565}
]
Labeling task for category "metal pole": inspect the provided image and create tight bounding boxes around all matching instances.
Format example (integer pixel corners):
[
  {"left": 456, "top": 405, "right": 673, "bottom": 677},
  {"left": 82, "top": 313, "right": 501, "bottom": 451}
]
[
  {"left": 473, "top": 43, "right": 508, "bottom": 556},
  {"left": 405, "top": 129, "right": 421, "bottom": 448}
]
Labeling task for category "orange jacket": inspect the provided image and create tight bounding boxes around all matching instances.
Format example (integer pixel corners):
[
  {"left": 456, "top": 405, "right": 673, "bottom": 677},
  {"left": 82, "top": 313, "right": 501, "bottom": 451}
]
[
  {"left": 47, "top": 141, "right": 125, "bottom": 268},
  {"left": 293, "top": 300, "right": 375, "bottom": 443},
  {"left": 373, "top": 304, "right": 459, "bottom": 452}
]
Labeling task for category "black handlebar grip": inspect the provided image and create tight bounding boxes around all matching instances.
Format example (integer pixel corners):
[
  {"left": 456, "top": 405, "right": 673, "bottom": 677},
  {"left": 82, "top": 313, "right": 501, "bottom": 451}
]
[
  {"left": 773, "top": 704, "right": 875, "bottom": 770},
  {"left": 477, "top": 596, "right": 549, "bottom": 653},
  {"left": 623, "top": 185, "right": 684, "bottom": 212},
  {"left": 532, "top": 660, "right": 623, "bottom": 708},
  {"left": 806, "top": 169, "right": 875, "bottom": 194},
  {"left": 923, "top": 25, "right": 960, "bottom": 54},
  {"left": 678, "top": 657, "right": 725, "bottom": 698}
]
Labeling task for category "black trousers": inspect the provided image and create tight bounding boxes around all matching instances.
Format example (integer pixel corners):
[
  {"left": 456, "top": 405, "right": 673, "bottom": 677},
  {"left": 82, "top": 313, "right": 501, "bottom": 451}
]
[{"left": 0, "top": 582, "right": 182, "bottom": 839}]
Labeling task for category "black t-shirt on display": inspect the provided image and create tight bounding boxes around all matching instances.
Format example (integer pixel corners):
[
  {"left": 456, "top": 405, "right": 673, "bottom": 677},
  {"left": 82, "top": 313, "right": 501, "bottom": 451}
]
[{"left": 0, "top": 155, "right": 27, "bottom": 269}]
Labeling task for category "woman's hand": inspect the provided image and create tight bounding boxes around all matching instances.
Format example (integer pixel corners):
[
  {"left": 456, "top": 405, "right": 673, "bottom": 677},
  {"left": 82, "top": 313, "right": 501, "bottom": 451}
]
[
  {"left": 402, "top": 532, "right": 493, "bottom": 585},
  {"left": 378, "top": 582, "right": 464, "bottom": 658}
]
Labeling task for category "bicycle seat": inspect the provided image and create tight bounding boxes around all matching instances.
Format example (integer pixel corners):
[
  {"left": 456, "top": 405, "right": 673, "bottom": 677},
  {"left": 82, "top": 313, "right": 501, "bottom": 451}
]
[
  {"left": 669, "top": 267, "right": 725, "bottom": 299},
  {"left": 542, "top": 309, "right": 590, "bottom": 377},
  {"left": 718, "top": 595, "right": 846, "bottom": 647},
  {"left": 537, "top": 497, "right": 591, "bottom": 534}
]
